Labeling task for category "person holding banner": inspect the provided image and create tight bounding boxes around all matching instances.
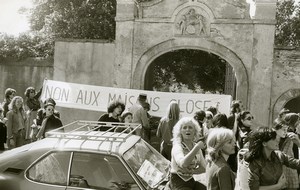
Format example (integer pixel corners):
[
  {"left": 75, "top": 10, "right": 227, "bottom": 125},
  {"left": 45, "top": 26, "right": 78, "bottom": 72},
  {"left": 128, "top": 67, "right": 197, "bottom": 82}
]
[
  {"left": 24, "top": 86, "right": 42, "bottom": 141},
  {"left": 129, "top": 94, "right": 150, "bottom": 143},
  {"left": 170, "top": 117, "right": 206, "bottom": 190}
]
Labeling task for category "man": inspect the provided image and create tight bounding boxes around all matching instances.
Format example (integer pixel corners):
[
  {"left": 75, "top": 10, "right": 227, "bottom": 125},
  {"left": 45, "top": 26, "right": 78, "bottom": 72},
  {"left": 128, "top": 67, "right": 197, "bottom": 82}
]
[{"left": 129, "top": 93, "right": 150, "bottom": 142}]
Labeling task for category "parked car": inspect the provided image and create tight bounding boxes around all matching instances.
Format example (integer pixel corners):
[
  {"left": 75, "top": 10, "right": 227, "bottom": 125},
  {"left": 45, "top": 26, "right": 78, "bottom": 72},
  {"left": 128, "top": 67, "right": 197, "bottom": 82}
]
[{"left": 0, "top": 121, "right": 170, "bottom": 190}]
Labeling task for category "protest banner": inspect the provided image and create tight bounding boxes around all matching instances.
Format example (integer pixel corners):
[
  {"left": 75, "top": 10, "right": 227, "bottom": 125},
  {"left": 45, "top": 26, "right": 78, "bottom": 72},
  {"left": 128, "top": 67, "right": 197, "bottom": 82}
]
[{"left": 41, "top": 79, "right": 232, "bottom": 117}]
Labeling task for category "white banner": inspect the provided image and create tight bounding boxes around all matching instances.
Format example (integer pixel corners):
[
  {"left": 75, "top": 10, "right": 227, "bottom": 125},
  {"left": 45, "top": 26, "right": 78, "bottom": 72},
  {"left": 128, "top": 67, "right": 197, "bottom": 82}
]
[{"left": 41, "top": 79, "right": 232, "bottom": 117}]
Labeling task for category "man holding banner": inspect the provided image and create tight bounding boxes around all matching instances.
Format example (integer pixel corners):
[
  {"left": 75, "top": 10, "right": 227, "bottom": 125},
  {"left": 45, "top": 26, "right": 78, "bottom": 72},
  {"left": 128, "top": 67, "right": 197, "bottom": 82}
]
[{"left": 129, "top": 94, "right": 150, "bottom": 143}]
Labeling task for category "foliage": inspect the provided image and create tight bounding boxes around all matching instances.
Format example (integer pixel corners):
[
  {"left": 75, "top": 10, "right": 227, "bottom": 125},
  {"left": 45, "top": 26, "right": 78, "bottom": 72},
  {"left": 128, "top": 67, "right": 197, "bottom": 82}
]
[
  {"left": 149, "top": 50, "right": 227, "bottom": 93},
  {"left": 275, "top": 0, "right": 300, "bottom": 46},
  {"left": 0, "top": 32, "right": 54, "bottom": 60},
  {"left": 28, "top": 0, "right": 116, "bottom": 40}
]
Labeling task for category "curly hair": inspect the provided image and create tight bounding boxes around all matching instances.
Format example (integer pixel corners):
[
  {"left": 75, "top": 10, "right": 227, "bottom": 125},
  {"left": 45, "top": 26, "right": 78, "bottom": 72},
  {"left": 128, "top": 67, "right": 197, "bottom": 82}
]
[
  {"left": 236, "top": 111, "right": 252, "bottom": 127},
  {"left": 230, "top": 100, "right": 242, "bottom": 114},
  {"left": 206, "top": 128, "right": 234, "bottom": 163},
  {"left": 244, "top": 127, "right": 277, "bottom": 163},
  {"left": 172, "top": 117, "right": 201, "bottom": 144},
  {"left": 194, "top": 110, "right": 206, "bottom": 122},
  {"left": 8, "top": 96, "right": 24, "bottom": 112},
  {"left": 107, "top": 100, "right": 125, "bottom": 113},
  {"left": 24, "top": 87, "right": 35, "bottom": 98},
  {"left": 4, "top": 88, "right": 16, "bottom": 100},
  {"left": 284, "top": 113, "right": 299, "bottom": 129}
]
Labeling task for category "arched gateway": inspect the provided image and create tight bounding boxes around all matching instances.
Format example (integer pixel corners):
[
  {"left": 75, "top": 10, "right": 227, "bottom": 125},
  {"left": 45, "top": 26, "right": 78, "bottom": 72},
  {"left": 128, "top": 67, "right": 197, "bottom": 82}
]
[{"left": 114, "top": 0, "right": 277, "bottom": 126}]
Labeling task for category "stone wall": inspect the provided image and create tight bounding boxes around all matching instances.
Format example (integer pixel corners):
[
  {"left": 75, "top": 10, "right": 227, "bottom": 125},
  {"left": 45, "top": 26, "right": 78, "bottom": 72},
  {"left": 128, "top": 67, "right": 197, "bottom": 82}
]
[
  {"left": 272, "top": 47, "right": 300, "bottom": 119},
  {"left": 53, "top": 39, "right": 116, "bottom": 124},
  {"left": 0, "top": 58, "right": 53, "bottom": 102}
]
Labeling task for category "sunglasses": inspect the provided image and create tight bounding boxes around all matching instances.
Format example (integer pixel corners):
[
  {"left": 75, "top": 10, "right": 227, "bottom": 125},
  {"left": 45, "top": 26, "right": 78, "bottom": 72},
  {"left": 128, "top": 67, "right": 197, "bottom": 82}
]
[{"left": 245, "top": 116, "right": 254, "bottom": 121}]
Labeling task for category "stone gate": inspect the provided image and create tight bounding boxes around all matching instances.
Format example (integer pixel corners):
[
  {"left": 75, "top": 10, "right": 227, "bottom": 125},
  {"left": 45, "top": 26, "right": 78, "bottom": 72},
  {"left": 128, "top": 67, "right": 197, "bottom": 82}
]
[
  {"left": 114, "top": 0, "right": 276, "bottom": 126},
  {"left": 54, "top": 0, "right": 300, "bottom": 126}
]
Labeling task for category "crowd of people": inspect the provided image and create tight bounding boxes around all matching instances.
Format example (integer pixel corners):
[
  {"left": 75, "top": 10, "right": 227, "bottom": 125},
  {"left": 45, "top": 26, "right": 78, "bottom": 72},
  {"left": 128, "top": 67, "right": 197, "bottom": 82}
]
[
  {"left": 95, "top": 93, "right": 300, "bottom": 190},
  {"left": 0, "top": 87, "right": 63, "bottom": 151},
  {"left": 154, "top": 99, "right": 300, "bottom": 190},
  {"left": 0, "top": 87, "right": 300, "bottom": 190}
]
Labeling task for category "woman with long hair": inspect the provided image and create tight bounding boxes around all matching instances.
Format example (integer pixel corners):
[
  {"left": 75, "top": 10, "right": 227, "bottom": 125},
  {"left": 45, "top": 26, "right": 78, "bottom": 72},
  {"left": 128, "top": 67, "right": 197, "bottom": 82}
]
[
  {"left": 235, "top": 111, "right": 255, "bottom": 149},
  {"left": 2, "top": 88, "right": 16, "bottom": 118},
  {"left": 245, "top": 127, "right": 300, "bottom": 190},
  {"left": 24, "top": 87, "right": 42, "bottom": 141},
  {"left": 170, "top": 117, "right": 206, "bottom": 190},
  {"left": 206, "top": 128, "right": 236, "bottom": 190},
  {"left": 6, "top": 96, "right": 27, "bottom": 149},
  {"left": 273, "top": 120, "right": 300, "bottom": 190},
  {"left": 156, "top": 101, "right": 180, "bottom": 160}
]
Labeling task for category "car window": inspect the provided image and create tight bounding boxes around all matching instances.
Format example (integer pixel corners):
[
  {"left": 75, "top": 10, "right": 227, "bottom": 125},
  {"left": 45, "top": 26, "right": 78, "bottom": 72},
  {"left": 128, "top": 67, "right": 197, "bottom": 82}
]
[
  {"left": 123, "top": 140, "right": 170, "bottom": 188},
  {"left": 27, "top": 151, "right": 71, "bottom": 186},
  {"left": 69, "top": 152, "right": 140, "bottom": 190}
]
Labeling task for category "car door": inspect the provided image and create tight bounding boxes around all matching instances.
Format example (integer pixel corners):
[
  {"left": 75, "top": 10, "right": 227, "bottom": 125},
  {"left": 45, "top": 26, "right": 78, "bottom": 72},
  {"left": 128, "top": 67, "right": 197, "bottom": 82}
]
[
  {"left": 66, "top": 152, "right": 142, "bottom": 190},
  {"left": 25, "top": 151, "right": 71, "bottom": 190}
]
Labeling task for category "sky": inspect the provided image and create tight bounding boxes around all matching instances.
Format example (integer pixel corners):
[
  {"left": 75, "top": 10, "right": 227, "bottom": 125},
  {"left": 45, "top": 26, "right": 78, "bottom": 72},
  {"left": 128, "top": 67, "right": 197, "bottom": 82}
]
[
  {"left": 0, "top": 0, "right": 300, "bottom": 36},
  {"left": 0, "top": 0, "right": 32, "bottom": 36}
]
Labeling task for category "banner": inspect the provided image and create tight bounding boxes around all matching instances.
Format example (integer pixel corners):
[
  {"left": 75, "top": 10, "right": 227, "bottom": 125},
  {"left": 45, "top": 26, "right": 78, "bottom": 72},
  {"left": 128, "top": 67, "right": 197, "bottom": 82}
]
[{"left": 41, "top": 79, "right": 232, "bottom": 117}]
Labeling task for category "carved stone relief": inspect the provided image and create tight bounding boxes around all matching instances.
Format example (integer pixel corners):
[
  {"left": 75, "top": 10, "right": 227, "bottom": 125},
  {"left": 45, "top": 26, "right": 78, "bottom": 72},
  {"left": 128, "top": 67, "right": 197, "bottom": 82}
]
[{"left": 175, "top": 7, "right": 210, "bottom": 36}]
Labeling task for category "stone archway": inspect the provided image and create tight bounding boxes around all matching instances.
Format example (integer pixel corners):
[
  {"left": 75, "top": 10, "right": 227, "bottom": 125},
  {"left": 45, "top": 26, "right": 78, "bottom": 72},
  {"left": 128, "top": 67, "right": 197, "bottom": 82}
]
[
  {"left": 272, "top": 89, "right": 300, "bottom": 120},
  {"left": 132, "top": 38, "right": 249, "bottom": 108}
]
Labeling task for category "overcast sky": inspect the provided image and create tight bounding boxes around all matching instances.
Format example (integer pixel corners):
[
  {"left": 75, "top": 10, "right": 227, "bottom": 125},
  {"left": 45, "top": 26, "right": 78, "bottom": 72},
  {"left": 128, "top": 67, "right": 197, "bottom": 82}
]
[{"left": 0, "top": 0, "right": 299, "bottom": 36}]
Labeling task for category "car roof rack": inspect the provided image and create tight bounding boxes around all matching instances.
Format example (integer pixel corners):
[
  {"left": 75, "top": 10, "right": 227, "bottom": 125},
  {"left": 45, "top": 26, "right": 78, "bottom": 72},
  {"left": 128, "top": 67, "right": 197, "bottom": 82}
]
[{"left": 45, "top": 120, "right": 142, "bottom": 143}]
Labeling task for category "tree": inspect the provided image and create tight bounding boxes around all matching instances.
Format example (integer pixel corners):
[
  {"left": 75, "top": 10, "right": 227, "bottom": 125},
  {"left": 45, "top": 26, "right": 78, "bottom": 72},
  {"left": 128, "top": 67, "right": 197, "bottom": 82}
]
[
  {"left": 28, "top": 0, "right": 116, "bottom": 40},
  {"left": 0, "top": 32, "right": 53, "bottom": 60},
  {"left": 275, "top": 0, "right": 300, "bottom": 46},
  {"left": 148, "top": 49, "right": 227, "bottom": 93}
]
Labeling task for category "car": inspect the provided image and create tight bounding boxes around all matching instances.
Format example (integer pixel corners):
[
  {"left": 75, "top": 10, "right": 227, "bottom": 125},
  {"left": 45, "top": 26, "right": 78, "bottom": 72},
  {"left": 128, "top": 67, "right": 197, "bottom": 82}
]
[{"left": 0, "top": 120, "right": 171, "bottom": 190}]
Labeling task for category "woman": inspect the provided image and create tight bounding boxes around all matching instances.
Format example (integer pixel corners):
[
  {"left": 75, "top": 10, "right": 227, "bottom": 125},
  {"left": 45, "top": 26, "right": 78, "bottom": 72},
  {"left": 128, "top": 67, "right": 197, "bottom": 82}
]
[
  {"left": 273, "top": 120, "right": 300, "bottom": 190},
  {"left": 245, "top": 127, "right": 300, "bottom": 190},
  {"left": 204, "top": 111, "right": 214, "bottom": 129},
  {"left": 235, "top": 111, "right": 255, "bottom": 149},
  {"left": 24, "top": 87, "right": 42, "bottom": 141},
  {"left": 170, "top": 117, "right": 206, "bottom": 190},
  {"left": 2, "top": 88, "right": 16, "bottom": 118},
  {"left": 6, "top": 96, "right": 27, "bottom": 149},
  {"left": 36, "top": 102, "right": 63, "bottom": 139},
  {"left": 212, "top": 113, "right": 228, "bottom": 128},
  {"left": 206, "top": 128, "right": 236, "bottom": 190},
  {"left": 98, "top": 100, "right": 125, "bottom": 131},
  {"left": 284, "top": 113, "right": 300, "bottom": 159},
  {"left": 156, "top": 101, "right": 180, "bottom": 160},
  {"left": 98, "top": 100, "right": 125, "bottom": 122}
]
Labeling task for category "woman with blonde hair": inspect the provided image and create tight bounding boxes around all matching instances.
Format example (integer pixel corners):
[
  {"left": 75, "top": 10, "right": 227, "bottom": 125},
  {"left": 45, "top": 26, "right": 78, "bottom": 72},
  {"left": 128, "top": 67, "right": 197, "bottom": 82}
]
[
  {"left": 206, "top": 128, "right": 236, "bottom": 190},
  {"left": 156, "top": 101, "right": 180, "bottom": 160},
  {"left": 170, "top": 117, "right": 206, "bottom": 190},
  {"left": 6, "top": 96, "right": 27, "bottom": 149}
]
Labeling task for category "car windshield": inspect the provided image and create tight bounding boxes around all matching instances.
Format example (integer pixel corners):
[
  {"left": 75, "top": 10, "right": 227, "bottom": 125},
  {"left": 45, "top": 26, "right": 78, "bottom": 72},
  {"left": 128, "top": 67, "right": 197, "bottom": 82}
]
[{"left": 123, "top": 140, "right": 170, "bottom": 189}]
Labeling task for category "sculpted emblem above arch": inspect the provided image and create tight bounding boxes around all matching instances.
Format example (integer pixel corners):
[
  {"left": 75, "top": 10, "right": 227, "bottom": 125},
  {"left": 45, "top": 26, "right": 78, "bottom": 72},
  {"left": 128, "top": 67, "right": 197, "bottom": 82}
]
[{"left": 175, "top": 7, "right": 211, "bottom": 36}]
